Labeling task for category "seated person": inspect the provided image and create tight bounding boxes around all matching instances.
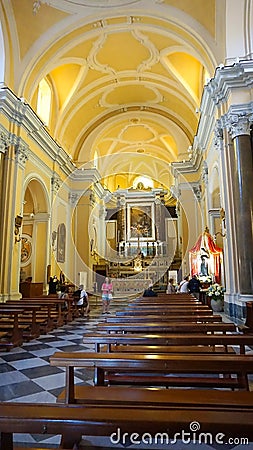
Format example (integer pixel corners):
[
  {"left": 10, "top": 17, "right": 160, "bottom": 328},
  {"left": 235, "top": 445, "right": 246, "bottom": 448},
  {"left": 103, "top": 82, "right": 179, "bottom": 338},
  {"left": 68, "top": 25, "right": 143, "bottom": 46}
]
[
  {"left": 143, "top": 283, "right": 158, "bottom": 297},
  {"left": 73, "top": 284, "right": 90, "bottom": 317}
]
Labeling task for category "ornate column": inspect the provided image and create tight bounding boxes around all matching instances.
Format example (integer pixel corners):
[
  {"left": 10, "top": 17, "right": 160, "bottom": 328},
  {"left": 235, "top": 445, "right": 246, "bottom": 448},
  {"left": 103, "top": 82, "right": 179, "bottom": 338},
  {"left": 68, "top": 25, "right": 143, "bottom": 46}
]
[
  {"left": 225, "top": 112, "right": 253, "bottom": 294},
  {"left": 0, "top": 133, "right": 29, "bottom": 300},
  {"left": 0, "top": 130, "right": 11, "bottom": 299}
]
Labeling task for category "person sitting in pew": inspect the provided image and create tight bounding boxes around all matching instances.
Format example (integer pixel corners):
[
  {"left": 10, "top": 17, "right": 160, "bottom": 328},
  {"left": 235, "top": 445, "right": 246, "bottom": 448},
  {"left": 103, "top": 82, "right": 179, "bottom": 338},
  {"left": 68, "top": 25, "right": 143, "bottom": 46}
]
[{"left": 143, "top": 284, "right": 158, "bottom": 297}]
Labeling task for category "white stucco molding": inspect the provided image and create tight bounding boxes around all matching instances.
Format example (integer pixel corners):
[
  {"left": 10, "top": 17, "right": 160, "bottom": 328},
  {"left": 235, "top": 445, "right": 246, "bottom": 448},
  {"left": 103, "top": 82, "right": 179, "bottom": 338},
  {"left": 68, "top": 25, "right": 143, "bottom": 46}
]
[
  {"left": 51, "top": 173, "right": 62, "bottom": 194},
  {"left": 214, "top": 119, "right": 224, "bottom": 151},
  {"left": 222, "top": 108, "right": 253, "bottom": 139},
  {"left": 0, "top": 86, "right": 75, "bottom": 176},
  {"left": 0, "top": 125, "right": 10, "bottom": 154},
  {"left": 10, "top": 134, "right": 30, "bottom": 169},
  {"left": 197, "top": 62, "right": 253, "bottom": 152}
]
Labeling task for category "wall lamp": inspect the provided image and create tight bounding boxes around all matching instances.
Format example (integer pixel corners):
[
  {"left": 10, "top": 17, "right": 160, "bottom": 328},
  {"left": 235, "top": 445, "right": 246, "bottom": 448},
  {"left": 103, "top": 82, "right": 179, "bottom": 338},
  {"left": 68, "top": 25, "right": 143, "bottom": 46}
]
[{"left": 14, "top": 215, "right": 23, "bottom": 243}]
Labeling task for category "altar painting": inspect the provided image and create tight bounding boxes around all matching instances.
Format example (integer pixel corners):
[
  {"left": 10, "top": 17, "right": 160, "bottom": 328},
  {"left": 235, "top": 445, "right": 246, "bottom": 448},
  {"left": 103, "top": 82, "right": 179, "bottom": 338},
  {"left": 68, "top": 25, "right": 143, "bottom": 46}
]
[{"left": 127, "top": 204, "right": 155, "bottom": 241}]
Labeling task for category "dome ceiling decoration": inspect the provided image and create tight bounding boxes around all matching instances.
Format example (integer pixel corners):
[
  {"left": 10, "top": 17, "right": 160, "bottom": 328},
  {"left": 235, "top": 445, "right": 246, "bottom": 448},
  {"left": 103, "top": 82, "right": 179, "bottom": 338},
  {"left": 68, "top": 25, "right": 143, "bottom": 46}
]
[{"left": 3, "top": 0, "right": 222, "bottom": 191}]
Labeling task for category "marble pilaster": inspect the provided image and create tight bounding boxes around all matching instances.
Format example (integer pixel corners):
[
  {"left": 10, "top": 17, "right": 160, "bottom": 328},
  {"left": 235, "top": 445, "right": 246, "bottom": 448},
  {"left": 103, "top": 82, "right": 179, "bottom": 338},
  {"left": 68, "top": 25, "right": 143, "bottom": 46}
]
[{"left": 225, "top": 112, "right": 253, "bottom": 294}]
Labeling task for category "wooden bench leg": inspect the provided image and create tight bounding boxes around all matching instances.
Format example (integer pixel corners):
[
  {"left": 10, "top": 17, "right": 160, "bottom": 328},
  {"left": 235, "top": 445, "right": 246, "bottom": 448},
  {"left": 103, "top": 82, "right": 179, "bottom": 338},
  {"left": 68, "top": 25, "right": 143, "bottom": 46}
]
[
  {"left": 0, "top": 432, "right": 13, "bottom": 450},
  {"left": 237, "top": 372, "right": 249, "bottom": 390},
  {"left": 94, "top": 367, "right": 105, "bottom": 385},
  {"left": 59, "top": 431, "right": 82, "bottom": 449},
  {"left": 66, "top": 367, "right": 75, "bottom": 403}
]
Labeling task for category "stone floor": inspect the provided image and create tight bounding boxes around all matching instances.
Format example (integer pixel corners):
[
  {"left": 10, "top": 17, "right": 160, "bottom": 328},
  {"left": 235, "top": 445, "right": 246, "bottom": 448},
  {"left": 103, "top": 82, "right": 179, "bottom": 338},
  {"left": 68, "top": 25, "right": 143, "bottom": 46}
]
[{"left": 0, "top": 302, "right": 252, "bottom": 449}]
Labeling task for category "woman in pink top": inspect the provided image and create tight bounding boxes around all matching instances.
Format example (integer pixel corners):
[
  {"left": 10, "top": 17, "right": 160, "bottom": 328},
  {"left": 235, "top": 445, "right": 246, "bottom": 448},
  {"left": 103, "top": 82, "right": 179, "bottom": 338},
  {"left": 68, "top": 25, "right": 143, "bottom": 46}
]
[{"left": 101, "top": 277, "right": 113, "bottom": 314}]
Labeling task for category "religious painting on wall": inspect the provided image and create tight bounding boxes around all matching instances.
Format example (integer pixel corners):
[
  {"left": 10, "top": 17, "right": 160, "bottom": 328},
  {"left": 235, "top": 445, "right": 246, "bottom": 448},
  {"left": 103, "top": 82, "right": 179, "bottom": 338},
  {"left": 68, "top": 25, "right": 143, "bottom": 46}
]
[
  {"left": 57, "top": 223, "right": 66, "bottom": 263},
  {"left": 127, "top": 203, "right": 155, "bottom": 241},
  {"left": 20, "top": 235, "right": 32, "bottom": 266}
]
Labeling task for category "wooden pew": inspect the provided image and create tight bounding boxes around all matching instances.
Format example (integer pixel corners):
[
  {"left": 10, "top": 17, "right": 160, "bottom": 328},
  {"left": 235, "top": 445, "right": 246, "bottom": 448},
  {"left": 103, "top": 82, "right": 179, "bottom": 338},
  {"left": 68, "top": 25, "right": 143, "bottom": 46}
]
[
  {"left": 0, "top": 331, "right": 11, "bottom": 349},
  {"left": 124, "top": 304, "right": 211, "bottom": 310},
  {"left": 117, "top": 308, "right": 214, "bottom": 316},
  {"left": 82, "top": 332, "right": 253, "bottom": 354},
  {"left": 129, "top": 300, "right": 207, "bottom": 305},
  {"left": 106, "top": 314, "right": 223, "bottom": 323},
  {"left": 1, "top": 394, "right": 253, "bottom": 449},
  {"left": 12, "top": 298, "right": 66, "bottom": 330},
  {"left": 0, "top": 307, "right": 27, "bottom": 348},
  {"left": 4, "top": 302, "right": 46, "bottom": 340},
  {"left": 56, "top": 384, "right": 253, "bottom": 408},
  {"left": 96, "top": 322, "right": 237, "bottom": 334},
  {"left": 50, "top": 351, "right": 253, "bottom": 393}
]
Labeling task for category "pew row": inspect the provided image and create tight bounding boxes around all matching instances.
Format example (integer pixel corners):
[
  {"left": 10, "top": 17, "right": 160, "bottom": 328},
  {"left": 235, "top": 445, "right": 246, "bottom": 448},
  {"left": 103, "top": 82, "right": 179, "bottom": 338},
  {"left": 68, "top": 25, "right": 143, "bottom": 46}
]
[
  {"left": 116, "top": 308, "right": 213, "bottom": 316},
  {"left": 1, "top": 394, "right": 253, "bottom": 449},
  {"left": 105, "top": 314, "right": 223, "bottom": 323},
  {"left": 82, "top": 332, "right": 253, "bottom": 354},
  {"left": 50, "top": 351, "right": 253, "bottom": 399},
  {"left": 96, "top": 322, "right": 237, "bottom": 334}
]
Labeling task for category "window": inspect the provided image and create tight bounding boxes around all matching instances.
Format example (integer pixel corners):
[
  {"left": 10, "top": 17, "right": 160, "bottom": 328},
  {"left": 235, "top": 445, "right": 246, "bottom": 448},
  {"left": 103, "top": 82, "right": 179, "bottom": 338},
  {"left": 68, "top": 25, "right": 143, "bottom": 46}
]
[
  {"left": 133, "top": 176, "right": 154, "bottom": 190},
  {"left": 37, "top": 78, "right": 51, "bottom": 126}
]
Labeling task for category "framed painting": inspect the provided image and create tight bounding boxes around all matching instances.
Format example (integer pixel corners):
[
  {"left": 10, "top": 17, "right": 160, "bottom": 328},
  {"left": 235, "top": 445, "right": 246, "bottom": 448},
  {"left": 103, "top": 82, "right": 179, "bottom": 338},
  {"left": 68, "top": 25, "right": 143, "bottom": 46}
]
[{"left": 127, "top": 203, "right": 155, "bottom": 241}]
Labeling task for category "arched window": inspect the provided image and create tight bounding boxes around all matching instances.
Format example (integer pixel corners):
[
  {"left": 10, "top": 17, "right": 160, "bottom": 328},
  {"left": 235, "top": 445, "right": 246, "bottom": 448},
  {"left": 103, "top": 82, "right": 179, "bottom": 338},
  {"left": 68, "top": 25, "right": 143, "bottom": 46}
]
[
  {"left": 37, "top": 78, "right": 51, "bottom": 126},
  {"left": 133, "top": 176, "right": 154, "bottom": 190}
]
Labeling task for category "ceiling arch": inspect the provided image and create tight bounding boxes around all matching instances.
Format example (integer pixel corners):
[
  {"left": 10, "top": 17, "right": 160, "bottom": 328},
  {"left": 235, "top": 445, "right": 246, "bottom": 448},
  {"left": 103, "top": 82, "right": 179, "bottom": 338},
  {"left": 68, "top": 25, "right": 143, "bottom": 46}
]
[{"left": 1, "top": 0, "right": 223, "bottom": 192}]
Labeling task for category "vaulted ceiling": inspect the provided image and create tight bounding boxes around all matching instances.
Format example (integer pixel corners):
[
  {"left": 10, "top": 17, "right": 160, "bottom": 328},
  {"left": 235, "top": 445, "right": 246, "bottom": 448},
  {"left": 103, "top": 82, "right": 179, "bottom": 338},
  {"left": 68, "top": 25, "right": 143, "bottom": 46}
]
[{"left": 1, "top": 0, "right": 225, "bottom": 192}]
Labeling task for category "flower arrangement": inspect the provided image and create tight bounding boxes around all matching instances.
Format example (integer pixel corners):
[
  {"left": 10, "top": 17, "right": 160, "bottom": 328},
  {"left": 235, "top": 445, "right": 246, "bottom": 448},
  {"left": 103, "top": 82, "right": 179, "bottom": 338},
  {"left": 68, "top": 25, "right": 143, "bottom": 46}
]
[
  {"left": 198, "top": 275, "right": 212, "bottom": 284},
  {"left": 207, "top": 283, "right": 225, "bottom": 301}
]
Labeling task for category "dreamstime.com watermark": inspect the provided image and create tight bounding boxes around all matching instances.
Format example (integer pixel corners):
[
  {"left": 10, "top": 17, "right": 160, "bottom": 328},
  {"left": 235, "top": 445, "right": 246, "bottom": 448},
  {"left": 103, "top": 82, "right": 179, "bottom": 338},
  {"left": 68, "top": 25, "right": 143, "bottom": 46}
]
[{"left": 110, "top": 422, "right": 249, "bottom": 446}]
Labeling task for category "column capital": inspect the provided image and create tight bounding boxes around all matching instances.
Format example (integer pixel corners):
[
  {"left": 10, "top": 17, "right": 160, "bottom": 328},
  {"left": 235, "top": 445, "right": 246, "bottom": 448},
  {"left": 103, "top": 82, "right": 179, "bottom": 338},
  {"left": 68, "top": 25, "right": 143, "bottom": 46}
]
[
  {"left": 51, "top": 174, "right": 61, "bottom": 194},
  {"left": 68, "top": 191, "right": 81, "bottom": 206},
  {"left": 214, "top": 120, "right": 224, "bottom": 151},
  {"left": 99, "top": 205, "right": 107, "bottom": 219},
  {"left": 223, "top": 112, "right": 253, "bottom": 139},
  {"left": 15, "top": 141, "right": 30, "bottom": 169},
  {"left": 202, "top": 161, "right": 208, "bottom": 185},
  {"left": 192, "top": 184, "right": 202, "bottom": 202},
  {"left": 0, "top": 130, "right": 10, "bottom": 154}
]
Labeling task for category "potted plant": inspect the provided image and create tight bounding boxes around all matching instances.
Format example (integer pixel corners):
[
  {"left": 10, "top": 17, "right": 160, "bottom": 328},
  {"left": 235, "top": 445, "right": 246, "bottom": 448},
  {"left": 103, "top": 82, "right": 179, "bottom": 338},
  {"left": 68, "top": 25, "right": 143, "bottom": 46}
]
[{"left": 207, "top": 283, "right": 225, "bottom": 312}]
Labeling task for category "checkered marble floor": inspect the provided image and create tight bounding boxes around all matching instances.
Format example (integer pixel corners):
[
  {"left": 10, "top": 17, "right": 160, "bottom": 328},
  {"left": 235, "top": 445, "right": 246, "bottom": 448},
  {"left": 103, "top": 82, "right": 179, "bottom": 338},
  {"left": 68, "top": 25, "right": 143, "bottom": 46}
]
[{"left": 0, "top": 304, "right": 252, "bottom": 449}]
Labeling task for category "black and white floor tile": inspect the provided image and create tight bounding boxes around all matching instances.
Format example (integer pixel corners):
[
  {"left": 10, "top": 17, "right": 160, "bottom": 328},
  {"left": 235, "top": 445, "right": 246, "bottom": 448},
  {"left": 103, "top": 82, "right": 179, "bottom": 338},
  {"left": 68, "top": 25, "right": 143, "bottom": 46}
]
[{"left": 0, "top": 304, "right": 252, "bottom": 449}]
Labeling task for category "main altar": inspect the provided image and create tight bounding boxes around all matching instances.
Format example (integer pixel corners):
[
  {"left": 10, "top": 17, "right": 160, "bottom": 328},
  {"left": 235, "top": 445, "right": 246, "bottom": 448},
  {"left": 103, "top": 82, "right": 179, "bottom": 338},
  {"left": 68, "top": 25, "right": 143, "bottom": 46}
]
[{"left": 93, "top": 185, "right": 181, "bottom": 295}]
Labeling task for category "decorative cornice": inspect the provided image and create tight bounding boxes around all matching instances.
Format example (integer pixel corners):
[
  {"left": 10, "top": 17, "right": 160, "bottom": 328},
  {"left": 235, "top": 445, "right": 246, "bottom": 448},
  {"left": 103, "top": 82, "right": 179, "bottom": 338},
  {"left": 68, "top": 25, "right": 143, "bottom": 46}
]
[
  {"left": 205, "top": 61, "right": 253, "bottom": 106},
  {"left": 0, "top": 86, "right": 75, "bottom": 177},
  {"left": 69, "top": 167, "right": 101, "bottom": 183},
  {"left": 196, "top": 62, "right": 253, "bottom": 154},
  {"left": 170, "top": 147, "right": 202, "bottom": 175}
]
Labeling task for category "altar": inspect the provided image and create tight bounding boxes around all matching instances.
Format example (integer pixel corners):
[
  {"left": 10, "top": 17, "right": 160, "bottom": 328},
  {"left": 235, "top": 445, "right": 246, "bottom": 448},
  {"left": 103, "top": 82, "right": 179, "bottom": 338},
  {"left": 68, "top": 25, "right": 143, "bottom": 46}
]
[{"left": 111, "top": 278, "right": 151, "bottom": 297}]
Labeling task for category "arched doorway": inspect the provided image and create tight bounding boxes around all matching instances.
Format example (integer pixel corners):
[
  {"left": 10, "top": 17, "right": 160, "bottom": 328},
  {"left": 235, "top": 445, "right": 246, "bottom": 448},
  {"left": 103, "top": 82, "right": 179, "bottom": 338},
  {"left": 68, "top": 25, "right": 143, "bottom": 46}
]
[{"left": 20, "top": 178, "right": 49, "bottom": 295}]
